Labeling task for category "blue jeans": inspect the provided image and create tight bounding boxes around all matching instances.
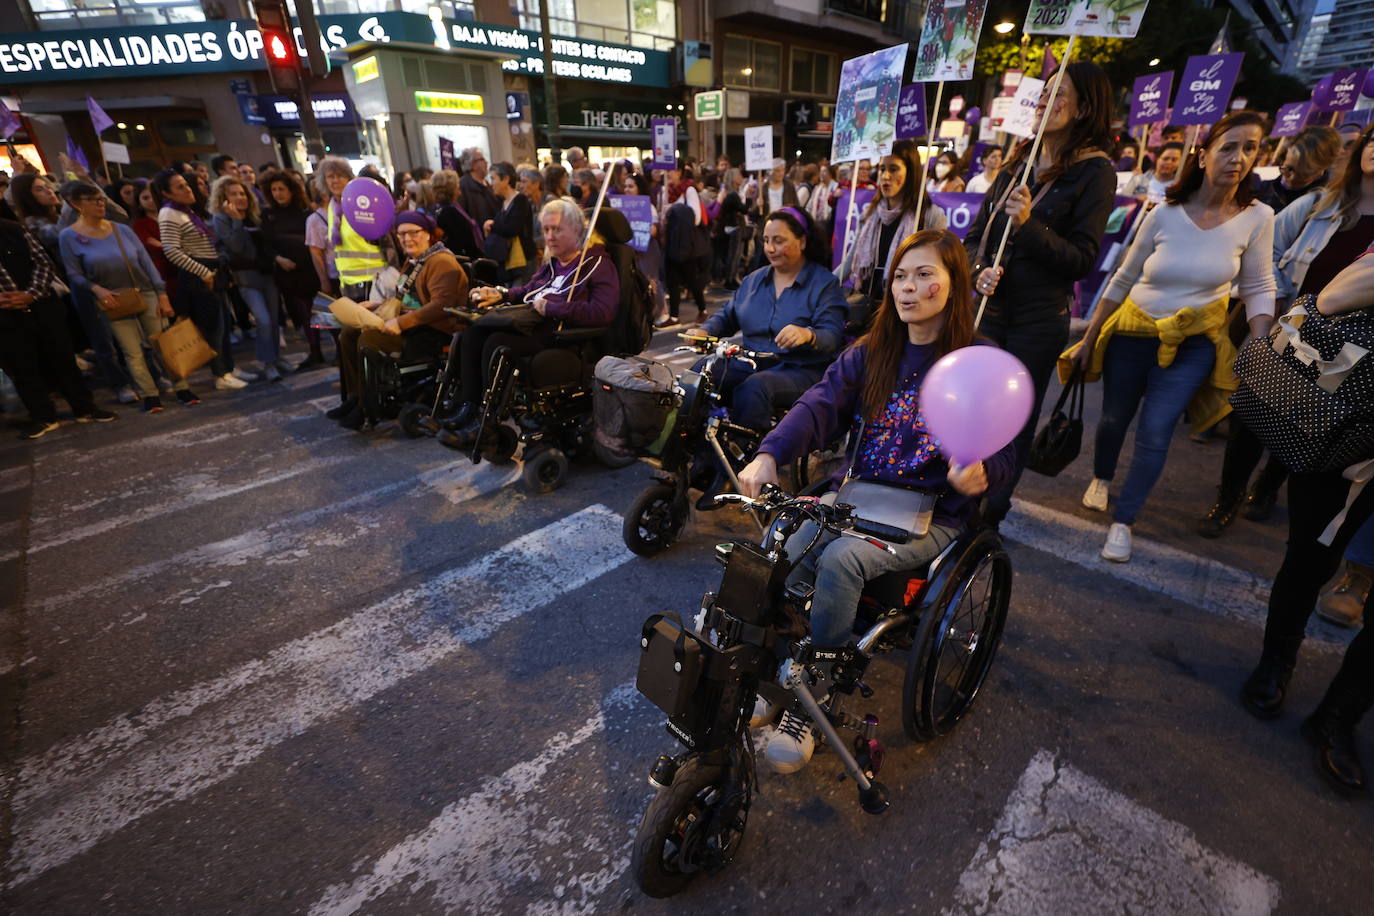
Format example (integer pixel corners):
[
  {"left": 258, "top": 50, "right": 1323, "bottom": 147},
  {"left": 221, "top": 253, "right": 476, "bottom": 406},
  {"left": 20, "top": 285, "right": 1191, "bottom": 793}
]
[
  {"left": 71, "top": 286, "right": 132, "bottom": 393},
  {"left": 699, "top": 356, "right": 823, "bottom": 433},
  {"left": 234, "top": 270, "right": 280, "bottom": 366},
  {"left": 1093, "top": 334, "right": 1215, "bottom": 525},
  {"left": 1345, "top": 516, "right": 1374, "bottom": 567}
]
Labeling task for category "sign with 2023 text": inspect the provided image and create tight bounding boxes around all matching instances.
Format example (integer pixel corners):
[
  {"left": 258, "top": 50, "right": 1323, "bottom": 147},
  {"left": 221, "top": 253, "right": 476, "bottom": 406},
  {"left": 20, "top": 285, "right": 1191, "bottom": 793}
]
[{"left": 1025, "top": 0, "right": 1150, "bottom": 36}]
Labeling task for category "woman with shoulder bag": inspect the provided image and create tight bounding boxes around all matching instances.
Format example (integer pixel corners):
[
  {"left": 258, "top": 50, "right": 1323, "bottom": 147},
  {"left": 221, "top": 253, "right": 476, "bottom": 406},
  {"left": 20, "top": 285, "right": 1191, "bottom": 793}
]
[
  {"left": 212, "top": 175, "right": 286, "bottom": 381},
  {"left": 1070, "top": 111, "right": 1276, "bottom": 562},
  {"left": 964, "top": 61, "right": 1119, "bottom": 526},
  {"left": 59, "top": 183, "right": 198, "bottom": 411},
  {"left": 483, "top": 161, "right": 535, "bottom": 286}
]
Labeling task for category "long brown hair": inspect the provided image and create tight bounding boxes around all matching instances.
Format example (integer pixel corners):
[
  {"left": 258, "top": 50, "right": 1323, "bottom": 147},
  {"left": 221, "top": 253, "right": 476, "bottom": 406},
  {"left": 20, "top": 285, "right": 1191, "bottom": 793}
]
[
  {"left": 1165, "top": 110, "right": 1266, "bottom": 207},
  {"left": 863, "top": 138, "right": 925, "bottom": 218},
  {"left": 1004, "top": 61, "right": 1114, "bottom": 185},
  {"left": 1313, "top": 123, "right": 1374, "bottom": 230},
  {"left": 856, "top": 229, "right": 975, "bottom": 421}
]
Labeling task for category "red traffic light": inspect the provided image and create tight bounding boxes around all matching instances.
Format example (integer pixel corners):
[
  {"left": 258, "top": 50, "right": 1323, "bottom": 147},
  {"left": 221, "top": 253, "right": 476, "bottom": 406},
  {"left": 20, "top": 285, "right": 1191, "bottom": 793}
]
[{"left": 265, "top": 30, "right": 293, "bottom": 64}]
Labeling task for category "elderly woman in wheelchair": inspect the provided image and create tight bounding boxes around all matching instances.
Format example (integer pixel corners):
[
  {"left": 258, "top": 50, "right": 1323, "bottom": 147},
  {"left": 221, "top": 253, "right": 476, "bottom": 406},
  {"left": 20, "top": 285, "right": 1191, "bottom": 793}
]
[
  {"left": 438, "top": 198, "right": 620, "bottom": 452},
  {"left": 736, "top": 228, "right": 1016, "bottom": 773}
]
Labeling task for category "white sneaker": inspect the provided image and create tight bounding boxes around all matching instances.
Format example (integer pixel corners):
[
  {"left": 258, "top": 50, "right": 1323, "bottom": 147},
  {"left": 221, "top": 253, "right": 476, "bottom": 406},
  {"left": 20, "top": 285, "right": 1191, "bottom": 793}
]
[
  {"left": 116, "top": 385, "right": 138, "bottom": 404},
  {"left": 232, "top": 366, "right": 263, "bottom": 383},
  {"left": 215, "top": 372, "right": 248, "bottom": 390},
  {"left": 1082, "top": 478, "right": 1110, "bottom": 512},
  {"left": 764, "top": 710, "right": 815, "bottom": 774},
  {"left": 749, "top": 695, "right": 780, "bottom": 728},
  {"left": 1101, "top": 523, "right": 1132, "bottom": 563}
]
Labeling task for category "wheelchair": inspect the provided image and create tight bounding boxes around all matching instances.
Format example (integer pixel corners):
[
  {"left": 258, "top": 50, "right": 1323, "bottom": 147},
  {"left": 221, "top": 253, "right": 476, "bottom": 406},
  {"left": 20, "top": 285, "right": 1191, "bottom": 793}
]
[
  {"left": 621, "top": 334, "right": 847, "bottom": 557},
  {"left": 630, "top": 485, "right": 1012, "bottom": 897},
  {"left": 458, "top": 208, "right": 652, "bottom": 492}
]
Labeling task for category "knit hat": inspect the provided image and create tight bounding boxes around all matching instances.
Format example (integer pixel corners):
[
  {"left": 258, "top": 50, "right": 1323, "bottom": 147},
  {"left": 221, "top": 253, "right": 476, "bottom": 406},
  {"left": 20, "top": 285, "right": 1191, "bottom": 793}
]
[{"left": 394, "top": 209, "right": 436, "bottom": 233}]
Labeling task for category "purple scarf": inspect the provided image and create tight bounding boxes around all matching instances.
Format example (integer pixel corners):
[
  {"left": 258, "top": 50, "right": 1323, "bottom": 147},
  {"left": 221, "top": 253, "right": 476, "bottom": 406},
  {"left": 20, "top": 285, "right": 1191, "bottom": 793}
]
[{"left": 165, "top": 200, "right": 213, "bottom": 240}]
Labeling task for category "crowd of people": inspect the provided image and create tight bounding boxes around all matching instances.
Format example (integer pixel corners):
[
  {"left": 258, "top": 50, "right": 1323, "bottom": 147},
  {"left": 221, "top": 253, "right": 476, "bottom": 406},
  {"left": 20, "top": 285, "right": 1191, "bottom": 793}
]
[{"left": 2, "top": 63, "right": 1372, "bottom": 796}]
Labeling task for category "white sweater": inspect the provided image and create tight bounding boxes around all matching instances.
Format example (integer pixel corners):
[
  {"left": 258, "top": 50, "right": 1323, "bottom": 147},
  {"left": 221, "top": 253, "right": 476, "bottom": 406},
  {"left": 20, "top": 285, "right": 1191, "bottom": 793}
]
[{"left": 1104, "top": 200, "right": 1277, "bottom": 323}]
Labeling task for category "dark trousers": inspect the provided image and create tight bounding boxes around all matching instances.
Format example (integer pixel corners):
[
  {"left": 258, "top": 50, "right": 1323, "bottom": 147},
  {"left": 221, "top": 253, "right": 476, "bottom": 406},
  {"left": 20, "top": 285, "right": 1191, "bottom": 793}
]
[
  {"left": 458, "top": 326, "right": 546, "bottom": 405},
  {"left": 174, "top": 269, "right": 234, "bottom": 377},
  {"left": 1219, "top": 418, "right": 1289, "bottom": 499},
  {"left": 977, "top": 305, "right": 1072, "bottom": 523},
  {"left": 0, "top": 296, "right": 98, "bottom": 422},
  {"left": 666, "top": 257, "right": 708, "bottom": 320},
  {"left": 339, "top": 325, "right": 448, "bottom": 400},
  {"left": 1263, "top": 469, "right": 1374, "bottom": 718},
  {"left": 70, "top": 286, "right": 132, "bottom": 392},
  {"left": 280, "top": 286, "right": 323, "bottom": 355},
  {"left": 700, "top": 356, "right": 823, "bottom": 433},
  {"left": 724, "top": 226, "right": 753, "bottom": 287}
]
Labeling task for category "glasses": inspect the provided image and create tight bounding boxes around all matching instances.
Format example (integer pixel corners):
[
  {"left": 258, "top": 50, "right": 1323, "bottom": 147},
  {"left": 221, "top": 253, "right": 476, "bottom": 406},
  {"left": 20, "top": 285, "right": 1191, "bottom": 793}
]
[{"left": 396, "top": 228, "right": 428, "bottom": 239}]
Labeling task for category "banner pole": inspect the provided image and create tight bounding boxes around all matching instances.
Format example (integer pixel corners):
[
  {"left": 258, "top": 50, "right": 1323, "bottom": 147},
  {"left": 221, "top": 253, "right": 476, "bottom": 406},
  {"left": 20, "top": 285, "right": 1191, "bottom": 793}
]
[
  {"left": 569, "top": 158, "right": 614, "bottom": 290},
  {"left": 913, "top": 80, "right": 944, "bottom": 233},
  {"left": 975, "top": 31, "right": 1077, "bottom": 328}
]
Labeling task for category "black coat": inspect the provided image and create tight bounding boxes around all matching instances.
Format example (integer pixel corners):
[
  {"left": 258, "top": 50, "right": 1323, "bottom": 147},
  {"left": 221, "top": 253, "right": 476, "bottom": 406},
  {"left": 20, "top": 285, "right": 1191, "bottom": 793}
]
[
  {"left": 436, "top": 202, "right": 484, "bottom": 261},
  {"left": 665, "top": 202, "right": 710, "bottom": 263},
  {"left": 260, "top": 205, "right": 320, "bottom": 297},
  {"left": 489, "top": 193, "right": 535, "bottom": 264},
  {"left": 460, "top": 175, "right": 500, "bottom": 227}
]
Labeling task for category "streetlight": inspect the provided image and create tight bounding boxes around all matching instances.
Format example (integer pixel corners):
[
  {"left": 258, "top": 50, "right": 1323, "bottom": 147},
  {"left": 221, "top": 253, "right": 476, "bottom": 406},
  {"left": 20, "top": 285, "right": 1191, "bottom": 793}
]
[
  {"left": 994, "top": 21, "right": 1016, "bottom": 34},
  {"left": 1149, "top": 57, "right": 1161, "bottom": 66},
  {"left": 741, "top": 67, "right": 753, "bottom": 76}
]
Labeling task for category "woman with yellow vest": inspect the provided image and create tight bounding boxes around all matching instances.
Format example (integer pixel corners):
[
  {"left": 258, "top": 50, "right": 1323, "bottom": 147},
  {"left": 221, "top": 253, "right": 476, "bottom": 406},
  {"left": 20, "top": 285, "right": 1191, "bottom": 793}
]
[{"left": 1066, "top": 111, "right": 1277, "bottom": 563}]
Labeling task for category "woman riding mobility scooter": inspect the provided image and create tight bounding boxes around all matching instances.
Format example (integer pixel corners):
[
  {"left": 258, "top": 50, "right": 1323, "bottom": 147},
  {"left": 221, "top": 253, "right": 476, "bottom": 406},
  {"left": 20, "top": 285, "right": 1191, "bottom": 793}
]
[{"left": 630, "top": 230, "right": 1023, "bottom": 896}]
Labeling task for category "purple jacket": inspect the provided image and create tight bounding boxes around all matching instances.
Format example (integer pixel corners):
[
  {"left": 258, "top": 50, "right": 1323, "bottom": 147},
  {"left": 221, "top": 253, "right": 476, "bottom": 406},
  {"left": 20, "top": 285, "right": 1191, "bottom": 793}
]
[
  {"left": 758, "top": 338, "right": 1017, "bottom": 528},
  {"left": 510, "top": 243, "right": 620, "bottom": 327}
]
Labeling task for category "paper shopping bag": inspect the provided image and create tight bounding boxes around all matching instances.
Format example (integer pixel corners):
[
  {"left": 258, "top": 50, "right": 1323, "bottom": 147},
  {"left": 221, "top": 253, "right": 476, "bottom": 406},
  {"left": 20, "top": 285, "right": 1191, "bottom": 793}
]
[{"left": 151, "top": 318, "right": 215, "bottom": 380}]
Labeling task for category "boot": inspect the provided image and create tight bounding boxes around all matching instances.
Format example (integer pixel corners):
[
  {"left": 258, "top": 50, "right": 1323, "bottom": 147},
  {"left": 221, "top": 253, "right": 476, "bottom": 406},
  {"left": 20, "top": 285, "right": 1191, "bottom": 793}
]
[
  {"left": 1316, "top": 562, "right": 1371, "bottom": 628},
  {"left": 1242, "top": 483, "right": 1280, "bottom": 521},
  {"left": 326, "top": 396, "right": 358, "bottom": 420},
  {"left": 1300, "top": 677, "right": 1371, "bottom": 796},
  {"left": 1240, "top": 642, "right": 1299, "bottom": 720},
  {"left": 1196, "top": 488, "right": 1245, "bottom": 539}
]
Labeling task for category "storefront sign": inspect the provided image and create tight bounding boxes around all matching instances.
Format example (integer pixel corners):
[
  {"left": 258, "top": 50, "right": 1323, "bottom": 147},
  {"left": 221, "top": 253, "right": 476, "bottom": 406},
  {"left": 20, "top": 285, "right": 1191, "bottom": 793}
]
[
  {"left": 415, "top": 90, "right": 484, "bottom": 115},
  {"left": 558, "top": 100, "right": 685, "bottom": 134},
  {"left": 0, "top": 12, "right": 670, "bottom": 87},
  {"left": 606, "top": 194, "right": 653, "bottom": 252},
  {"left": 351, "top": 55, "right": 379, "bottom": 84},
  {"left": 259, "top": 92, "right": 358, "bottom": 128},
  {"left": 694, "top": 90, "right": 723, "bottom": 122}
]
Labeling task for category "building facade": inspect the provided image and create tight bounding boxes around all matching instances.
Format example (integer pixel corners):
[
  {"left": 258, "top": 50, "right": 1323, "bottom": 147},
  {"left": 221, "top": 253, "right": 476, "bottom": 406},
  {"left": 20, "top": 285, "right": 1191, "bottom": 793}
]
[{"left": 1309, "top": 0, "right": 1374, "bottom": 72}]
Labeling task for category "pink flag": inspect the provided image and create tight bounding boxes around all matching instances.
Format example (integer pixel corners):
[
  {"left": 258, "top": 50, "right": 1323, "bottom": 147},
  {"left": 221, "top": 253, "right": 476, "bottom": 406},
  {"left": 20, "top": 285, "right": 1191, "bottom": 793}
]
[{"left": 86, "top": 95, "right": 114, "bottom": 134}]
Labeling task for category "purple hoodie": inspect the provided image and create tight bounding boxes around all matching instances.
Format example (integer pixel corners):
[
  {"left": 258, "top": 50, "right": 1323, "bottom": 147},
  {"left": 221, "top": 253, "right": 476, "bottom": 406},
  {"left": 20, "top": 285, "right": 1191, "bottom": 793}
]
[{"left": 510, "top": 243, "right": 619, "bottom": 326}]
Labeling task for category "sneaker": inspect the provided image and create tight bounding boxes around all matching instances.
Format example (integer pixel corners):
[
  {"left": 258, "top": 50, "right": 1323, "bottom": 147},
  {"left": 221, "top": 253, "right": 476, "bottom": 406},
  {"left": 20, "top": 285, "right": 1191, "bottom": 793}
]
[
  {"left": 142, "top": 396, "right": 164, "bottom": 413},
  {"left": 17, "top": 420, "right": 60, "bottom": 440},
  {"left": 1316, "top": 563, "right": 1371, "bottom": 628},
  {"left": 115, "top": 386, "right": 138, "bottom": 404},
  {"left": 1101, "top": 522, "right": 1132, "bottom": 563},
  {"left": 264, "top": 365, "right": 283, "bottom": 383},
  {"left": 765, "top": 710, "right": 815, "bottom": 774},
  {"left": 273, "top": 358, "right": 295, "bottom": 375},
  {"left": 232, "top": 366, "right": 263, "bottom": 383},
  {"left": 175, "top": 389, "right": 201, "bottom": 406},
  {"left": 749, "top": 695, "right": 781, "bottom": 729},
  {"left": 295, "top": 354, "right": 327, "bottom": 373},
  {"left": 1082, "top": 478, "right": 1110, "bottom": 512},
  {"left": 76, "top": 408, "right": 117, "bottom": 423},
  {"left": 215, "top": 372, "right": 247, "bottom": 390}
]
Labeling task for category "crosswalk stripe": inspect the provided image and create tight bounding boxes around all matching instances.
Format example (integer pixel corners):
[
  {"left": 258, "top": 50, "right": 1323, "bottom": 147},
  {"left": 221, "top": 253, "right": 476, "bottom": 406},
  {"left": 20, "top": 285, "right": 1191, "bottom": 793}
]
[
  {"left": 27, "top": 460, "right": 519, "bottom": 613},
  {"left": 9, "top": 504, "right": 631, "bottom": 886},
  {"left": 947, "top": 749, "right": 1279, "bottom": 915},
  {"left": 308, "top": 684, "right": 640, "bottom": 916}
]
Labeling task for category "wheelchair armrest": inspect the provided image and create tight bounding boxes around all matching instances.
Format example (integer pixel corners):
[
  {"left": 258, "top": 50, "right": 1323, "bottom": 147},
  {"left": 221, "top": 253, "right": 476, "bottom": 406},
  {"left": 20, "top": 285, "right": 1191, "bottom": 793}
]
[{"left": 552, "top": 325, "right": 608, "bottom": 342}]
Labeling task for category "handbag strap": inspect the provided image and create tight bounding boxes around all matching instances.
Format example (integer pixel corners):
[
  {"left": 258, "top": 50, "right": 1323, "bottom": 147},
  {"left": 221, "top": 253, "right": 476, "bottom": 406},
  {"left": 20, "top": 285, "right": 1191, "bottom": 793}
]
[
  {"left": 109, "top": 223, "right": 141, "bottom": 289},
  {"left": 973, "top": 176, "right": 1057, "bottom": 269}
]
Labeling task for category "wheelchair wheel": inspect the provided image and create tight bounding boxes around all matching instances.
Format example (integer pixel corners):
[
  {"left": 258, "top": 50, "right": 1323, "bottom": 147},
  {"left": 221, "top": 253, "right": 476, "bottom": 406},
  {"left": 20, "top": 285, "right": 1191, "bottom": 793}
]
[
  {"left": 902, "top": 542, "right": 1012, "bottom": 742},
  {"left": 397, "top": 403, "right": 433, "bottom": 439},
  {"left": 481, "top": 425, "right": 519, "bottom": 465},
  {"left": 593, "top": 437, "right": 638, "bottom": 470},
  {"left": 632, "top": 757, "right": 750, "bottom": 898},
  {"left": 623, "top": 484, "right": 687, "bottom": 556},
  {"left": 522, "top": 446, "right": 569, "bottom": 493}
]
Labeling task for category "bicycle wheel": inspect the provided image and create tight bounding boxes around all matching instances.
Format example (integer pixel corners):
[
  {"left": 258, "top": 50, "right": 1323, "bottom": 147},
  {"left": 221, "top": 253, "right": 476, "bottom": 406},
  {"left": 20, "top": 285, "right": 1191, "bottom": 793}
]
[{"left": 632, "top": 757, "right": 750, "bottom": 898}]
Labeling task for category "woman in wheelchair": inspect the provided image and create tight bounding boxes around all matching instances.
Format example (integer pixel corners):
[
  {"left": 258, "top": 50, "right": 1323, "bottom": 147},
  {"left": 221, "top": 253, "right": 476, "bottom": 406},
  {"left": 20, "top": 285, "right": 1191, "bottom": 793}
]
[
  {"left": 685, "top": 207, "right": 847, "bottom": 435},
  {"left": 439, "top": 198, "right": 620, "bottom": 448},
  {"left": 736, "top": 229, "right": 1017, "bottom": 773},
  {"left": 335, "top": 210, "right": 468, "bottom": 430}
]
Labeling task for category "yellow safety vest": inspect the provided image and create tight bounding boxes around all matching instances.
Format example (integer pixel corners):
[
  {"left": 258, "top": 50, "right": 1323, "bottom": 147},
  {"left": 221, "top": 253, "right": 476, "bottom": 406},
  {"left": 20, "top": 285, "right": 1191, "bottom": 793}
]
[{"left": 328, "top": 200, "right": 387, "bottom": 288}]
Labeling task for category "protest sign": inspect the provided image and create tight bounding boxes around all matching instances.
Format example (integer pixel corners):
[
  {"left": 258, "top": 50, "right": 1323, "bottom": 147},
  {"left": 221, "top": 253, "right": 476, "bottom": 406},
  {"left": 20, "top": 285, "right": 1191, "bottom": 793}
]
[
  {"left": 913, "top": 0, "right": 989, "bottom": 83},
  {"left": 831, "top": 43, "right": 907, "bottom": 162},
  {"left": 1024, "top": 0, "right": 1079, "bottom": 35},
  {"left": 438, "top": 137, "right": 455, "bottom": 171},
  {"left": 989, "top": 95, "right": 1014, "bottom": 127},
  {"left": 896, "top": 84, "right": 928, "bottom": 140},
  {"left": 650, "top": 117, "right": 677, "bottom": 171},
  {"left": 1003, "top": 76, "right": 1046, "bottom": 138},
  {"left": 1271, "top": 101, "right": 1312, "bottom": 137},
  {"left": 744, "top": 125, "right": 773, "bottom": 171},
  {"left": 1316, "top": 70, "right": 1367, "bottom": 112},
  {"left": 929, "top": 192, "right": 984, "bottom": 240},
  {"left": 1171, "top": 53, "right": 1244, "bottom": 126},
  {"left": 1069, "top": 0, "right": 1150, "bottom": 37},
  {"left": 830, "top": 187, "right": 877, "bottom": 271},
  {"left": 1129, "top": 72, "right": 1173, "bottom": 126},
  {"left": 101, "top": 141, "right": 130, "bottom": 165},
  {"left": 606, "top": 194, "right": 653, "bottom": 252}
]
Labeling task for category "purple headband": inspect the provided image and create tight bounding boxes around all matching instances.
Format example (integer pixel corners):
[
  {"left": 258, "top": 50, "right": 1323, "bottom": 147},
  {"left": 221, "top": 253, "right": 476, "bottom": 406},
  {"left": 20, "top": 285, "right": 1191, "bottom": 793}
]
[{"left": 777, "top": 206, "right": 810, "bottom": 235}]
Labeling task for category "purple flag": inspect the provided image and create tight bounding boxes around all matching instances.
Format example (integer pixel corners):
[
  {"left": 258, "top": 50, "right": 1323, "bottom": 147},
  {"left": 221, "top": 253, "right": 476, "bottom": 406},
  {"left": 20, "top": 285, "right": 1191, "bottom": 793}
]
[
  {"left": 65, "top": 135, "right": 89, "bottom": 171},
  {"left": 830, "top": 187, "right": 876, "bottom": 273},
  {"left": 1171, "top": 53, "right": 1244, "bottom": 126},
  {"left": 1129, "top": 72, "right": 1174, "bottom": 127},
  {"left": 895, "top": 84, "right": 928, "bottom": 140},
  {"left": 927, "top": 192, "right": 984, "bottom": 240},
  {"left": 86, "top": 95, "right": 114, "bottom": 134},
  {"left": 1319, "top": 70, "right": 1367, "bottom": 112},
  {"left": 0, "top": 99, "right": 21, "bottom": 139},
  {"left": 1040, "top": 44, "right": 1057, "bottom": 80},
  {"left": 1271, "top": 102, "right": 1313, "bottom": 138}
]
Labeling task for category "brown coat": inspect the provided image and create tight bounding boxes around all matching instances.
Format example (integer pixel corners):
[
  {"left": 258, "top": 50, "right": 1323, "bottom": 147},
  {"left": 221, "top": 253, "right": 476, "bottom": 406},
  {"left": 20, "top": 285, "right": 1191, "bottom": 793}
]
[{"left": 395, "top": 249, "right": 469, "bottom": 335}]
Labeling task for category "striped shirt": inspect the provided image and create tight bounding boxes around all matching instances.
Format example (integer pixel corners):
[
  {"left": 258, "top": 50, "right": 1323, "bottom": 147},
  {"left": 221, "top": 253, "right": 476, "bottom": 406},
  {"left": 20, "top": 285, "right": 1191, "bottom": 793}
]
[{"left": 158, "top": 206, "right": 217, "bottom": 281}]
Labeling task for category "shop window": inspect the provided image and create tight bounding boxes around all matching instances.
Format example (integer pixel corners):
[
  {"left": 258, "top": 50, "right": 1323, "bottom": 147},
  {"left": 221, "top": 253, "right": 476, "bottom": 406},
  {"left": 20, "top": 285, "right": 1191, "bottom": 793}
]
[
  {"left": 402, "top": 57, "right": 424, "bottom": 89},
  {"left": 31, "top": 0, "right": 204, "bottom": 29},
  {"left": 425, "top": 59, "right": 471, "bottom": 91},
  {"left": 157, "top": 118, "right": 215, "bottom": 147},
  {"left": 724, "top": 35, "right": 782, "bottom": 93},
  {"left": 579, "top": 0, "right": 630, "bottom": 34},
  {"left": 790, "top": 48, "right": 835, "bottom": 97}
]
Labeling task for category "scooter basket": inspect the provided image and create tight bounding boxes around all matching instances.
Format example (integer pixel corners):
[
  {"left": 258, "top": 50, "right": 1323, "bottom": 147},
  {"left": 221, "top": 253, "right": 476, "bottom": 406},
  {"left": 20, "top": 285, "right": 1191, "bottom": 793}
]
[
  {"left": 637, "top": 612, "right": 706, "bottom": 719},
  {"left": 593, "top": 356, "right": 681, "bottom": 459}
]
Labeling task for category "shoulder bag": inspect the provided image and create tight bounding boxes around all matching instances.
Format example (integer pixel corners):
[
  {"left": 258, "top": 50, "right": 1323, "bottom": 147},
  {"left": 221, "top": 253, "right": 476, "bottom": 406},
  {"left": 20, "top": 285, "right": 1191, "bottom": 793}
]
[
  {"left": 103, "top": 226, "right": 150, "bottom": 319},
  {"left": 1027, "top": 367, "right": 1085, "bottom": 476}
]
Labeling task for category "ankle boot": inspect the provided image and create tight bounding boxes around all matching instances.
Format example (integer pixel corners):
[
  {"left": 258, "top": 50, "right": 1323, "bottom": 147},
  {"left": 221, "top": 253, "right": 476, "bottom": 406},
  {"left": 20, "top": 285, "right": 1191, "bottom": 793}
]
[
  {"left": 1196, "top": 488, "right": 1245, "bottom": 539},
  {"left": 1316, "top": 562, "right": 1372, "bottom": 628},
  {"left": 1301, "top": 679, "right": 1370, "bottom": 796},
  {"left": 1241, "top": 643, "right": 1299, "bottom": 720},
  {"left": 1242, "top": 484, "right": 1279, "bottom": 521}
]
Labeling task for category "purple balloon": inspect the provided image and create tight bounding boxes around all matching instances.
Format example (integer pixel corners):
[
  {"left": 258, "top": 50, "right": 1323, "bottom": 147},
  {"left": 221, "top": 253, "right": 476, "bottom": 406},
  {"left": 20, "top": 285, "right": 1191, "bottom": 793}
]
[
  {"left": 919, "top": 346, "right": 1034, "bottom": 466},
  {"left": 339, "top": 177, "right": 395, "bottom": 242},
  {"left": 964, "top": 106, "right": 982, "bottom": 125}
]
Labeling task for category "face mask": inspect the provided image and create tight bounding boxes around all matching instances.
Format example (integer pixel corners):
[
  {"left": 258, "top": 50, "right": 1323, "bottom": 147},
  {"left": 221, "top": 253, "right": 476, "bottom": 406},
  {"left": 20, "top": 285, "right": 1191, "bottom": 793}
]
[{"left": 935, "top": 164, "right": 951, "bottom": 178}]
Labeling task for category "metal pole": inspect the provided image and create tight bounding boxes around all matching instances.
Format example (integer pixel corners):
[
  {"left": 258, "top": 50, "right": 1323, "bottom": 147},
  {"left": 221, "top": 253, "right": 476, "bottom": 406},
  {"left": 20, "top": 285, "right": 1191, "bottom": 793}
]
[
  {"left": 538, "top": 0, "right": 561, "bottom": 165},
  {"left": 722, "top": 88, "right": 728, "bottom": 164}
]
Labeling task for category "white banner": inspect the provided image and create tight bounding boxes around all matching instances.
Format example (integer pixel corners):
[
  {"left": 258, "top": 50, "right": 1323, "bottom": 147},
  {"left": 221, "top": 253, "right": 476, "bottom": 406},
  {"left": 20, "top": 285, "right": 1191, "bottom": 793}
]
[
  {"left": 1003, "top": 76, "right": 1045, "bottom": 138},
  {"left": 101, "top": 140, "right": 130, "bottom": 164},
  {"left": 744, "top": 125, "right": 773, "bottom": 171}
]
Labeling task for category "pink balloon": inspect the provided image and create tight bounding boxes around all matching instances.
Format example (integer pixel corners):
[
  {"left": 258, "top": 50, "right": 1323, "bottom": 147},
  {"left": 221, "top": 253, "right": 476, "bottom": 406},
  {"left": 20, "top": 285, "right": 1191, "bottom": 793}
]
[{"left": 920, "top": 345, "right": 1034, "bottom": 465}]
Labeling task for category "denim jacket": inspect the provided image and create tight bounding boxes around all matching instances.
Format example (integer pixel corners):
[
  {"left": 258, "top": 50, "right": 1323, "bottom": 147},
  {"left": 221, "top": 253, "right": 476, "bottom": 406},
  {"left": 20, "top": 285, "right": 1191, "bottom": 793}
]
[{"left": 1273, "top": 190, "right": 1343, "bottom": 302}]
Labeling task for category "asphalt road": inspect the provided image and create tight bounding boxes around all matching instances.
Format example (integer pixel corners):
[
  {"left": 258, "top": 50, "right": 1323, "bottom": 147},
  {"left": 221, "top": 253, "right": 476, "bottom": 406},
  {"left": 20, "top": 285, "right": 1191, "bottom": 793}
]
[{"left": 1, "top": 315, "right": 1369, "bottom": 915}]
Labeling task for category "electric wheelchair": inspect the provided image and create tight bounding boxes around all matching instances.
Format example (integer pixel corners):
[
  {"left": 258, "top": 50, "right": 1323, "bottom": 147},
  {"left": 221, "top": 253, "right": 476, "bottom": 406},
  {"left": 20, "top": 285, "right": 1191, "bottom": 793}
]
[
  {"left": 631, "top": 484, "right": 1012, "bottom": 897},
  {"left": 457, "top": 208, "right": 654, "bottom": 491}
]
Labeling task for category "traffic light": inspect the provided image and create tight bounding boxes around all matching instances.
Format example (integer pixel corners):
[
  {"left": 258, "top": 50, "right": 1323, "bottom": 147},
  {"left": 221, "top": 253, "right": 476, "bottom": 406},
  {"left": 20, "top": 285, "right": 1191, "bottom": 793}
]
[{"left": 253, "top": 0, "right": 300, "bottom": 92}]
